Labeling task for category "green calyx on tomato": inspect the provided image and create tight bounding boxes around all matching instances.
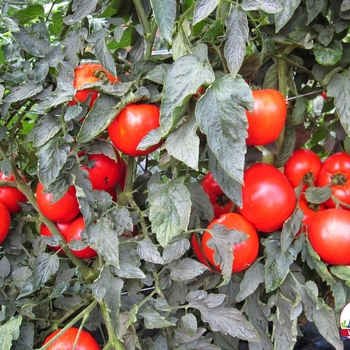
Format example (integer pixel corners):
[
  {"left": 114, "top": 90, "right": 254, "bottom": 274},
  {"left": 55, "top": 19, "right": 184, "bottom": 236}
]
[
  {"left": 245, "top": 89, "right": 287, "bottom": 146},
  {"left": 108, "top": 103, "right": 162, "bottom": 157},
  {"left": 240, "top": 163, "right": 296, "bottom": 233},
  {"left": 201, "top": 172, "right": 235, "bottom": 218},
  {"left": 200, "top": 213, "right": 260, "bottom": 274}
]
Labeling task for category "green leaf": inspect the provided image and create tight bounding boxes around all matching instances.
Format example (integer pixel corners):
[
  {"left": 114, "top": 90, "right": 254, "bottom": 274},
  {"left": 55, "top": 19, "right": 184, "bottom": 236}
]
[
  {"left": 95, "top": 37, "right": 117, "bottom": 77},
  {"left": 77, "top": 94, "right": 121, "bottom": 143},
  {"left": 139, "top": 310, "right": 176, "bottom": 329},
  {"left": 331, "top": 265, "right": 350, "bottom": 286},
  {"left": 193, "top": 0, "right": 220, "bottom": 25},
  {"left": 169, "top": 258, "right": 208, "bottom": 281},
  {"left": 264, "top": 233, "right": 298, "bottom": 292},
  {"left": 19, "top": 254, "right": 59, "bottom": 298},
  {"left": 280, "top": 208, "right": 303, "bottom": 253},
  {"left": 151, "top": 0, "right": 176, "bottom": 43},
  {"left": 274, "top": 0, "right": 301, "bottom": 32},
  {"left": 314, "top": 41, "right": 343, "bottom": 66},
  {"left": 165, "top": 114, "right": 200, "bottom": 170},
  {"left": 4, "top": 80, "right": 43, "bottom": 103},
  {"left": 236, "top": 261, "right": 265, "bottom": 302},
  {"left": 291, "top": 96, "right": 308, "bottom": 125},
  {"left": 328, "top": 71, "right": 350, "bottom": 136},
  {"left": 224, "top": 7, "right": 249, "bottom": 78},
  {"left": 137, "top": 238, "right": 163, "bottom": 264},
  {"left": 64, "top": 0, "right": 99, "bottom": 25},
  {"left": 189, "top": 298, "right": 260, "bottom": 342},
  {"left": 37, "top": 136, "right": 67, "bottom": 188},
  {"left": 162, "top": 236, "right": 190, "bottom": 264},
  {"left": 195, "top": 73, "right": 253, "bottom": 185},
  {"left": 149, "top": 179, "right": 192, "bottom": 247},
  {"left": 241, "top": 0, "right": 283, "bottom": 13},
  {"left": 181, "top": 313, "right": 198, "bottom": 338},
  {"left": 305, "top": 185, "right": 332, "bottom": 204},
  {"left": 187, "top": 182, "right": 214, "bottom": 222},
  {"left": 306, "top": 0, "right": 326, "bottom": 23},
  {"left": 0, "top": 316, "right": 22, "bottom": 350},
  {"left": 13, "top": 4, "right": 44, "bottom": 24},
  {"left": 160, "top": 54, "right": 215, "bottom": 135},
  {"left": 88, "top": 218, "right": 119, "bottom": 268}
]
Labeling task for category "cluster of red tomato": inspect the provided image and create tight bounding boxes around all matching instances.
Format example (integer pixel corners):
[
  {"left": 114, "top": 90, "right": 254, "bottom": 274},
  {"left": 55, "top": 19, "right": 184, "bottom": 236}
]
[{"left": 195, "top": 148, "right": 350, "bottom": 274}]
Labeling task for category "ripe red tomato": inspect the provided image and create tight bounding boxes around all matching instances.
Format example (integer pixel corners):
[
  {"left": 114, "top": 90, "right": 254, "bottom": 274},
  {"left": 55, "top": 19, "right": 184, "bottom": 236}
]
[
  {"left": 36, "top": 182, "right": 80, "bottom": 222},
  {"left": 201, "top": 213, "right": 259, "bottom": 273},
  {"left": 0, "top": 202, "right": 11, "bottom": 245},
  {"left": 308, "top": 208, "right": 350, "bottom": 265},
  {"left": 240, "top": 163, "right": 296, "bottom": 233},
  {"left": 0, "top": 172, "right": 27, "bottom": 214},
  {"left": 80, "top": 152, "right": 124, "bottom": 192},
  {"left": 108, "top": 104, "right": 162, "bottom": 157},
  {"left": 297, "top": 195, "right": 325, "bottom": 236},
  {"left": 66, "top": 216, "right": 97, "bottom": 259},
  {"left": 316, "top": 152, "right": 350, "bottom": 208},
  {"left": 283, "top": 149, "right": 322, "bottom": 190},
  {"left": 70, "top": 63, "right": 118, "bottom": 108},
  {"left": 201, "top": 172, "right": 234, "bottom": 218},
  {"left": 43, "top": 327, "right": 100, "bottom": 350},
  {"left": 40, "top": 221, "right": 72, "bottom": 253},
  {"left": 245, "top": 89, "right": 287, "bottom": 146}
]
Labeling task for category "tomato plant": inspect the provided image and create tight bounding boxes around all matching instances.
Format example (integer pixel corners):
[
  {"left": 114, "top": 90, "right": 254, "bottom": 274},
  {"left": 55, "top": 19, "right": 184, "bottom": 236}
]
[
  {"left": 240, "top": 163, "right": 296, "bottom": 232},
  {"left": 316, "top": 152, "right": 350, "bottom": 208},
  {"left": 66, "top": 216, "right": 97, "bottom": 259},
  {"left": 201, "top": 213, "right": 259, "bottom": 273},
  {"left": 80, "top": 152, "right": 124, "bottom": 192},
  {"left": 283, "top": 149, "right": 322, "bottom": 190},
  {"left": 245, "top": 89, "right": 287, "bottom": 146},
  {"left": 40, "top": 221, "right": 72, "bottom": 253},
  {"left": 108, "top": 103, "right": 162, "bottom": 157},
  {"left": 0, "top": 202, "right": 11, "bottom": 245},
  {"left": 201, "top": 172, "right": 234, "bottom": 218},
  {"left": 308, "top": 209, "right": 350, "bottom": 265},
  {"left": 43, "top": 327, "right": 100, "bottom": 350},
  {"left": 0, "top": 172, "right": 27, "bottom": 213},
  {"left": 36, "top": 182, "right": 80, "bottom": 222}
]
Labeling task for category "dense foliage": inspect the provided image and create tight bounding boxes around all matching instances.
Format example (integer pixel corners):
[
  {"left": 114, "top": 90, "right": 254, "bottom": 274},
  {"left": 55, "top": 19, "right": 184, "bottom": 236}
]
[{"left": 1, "top": 0, "right": 350, "bottom": 349}]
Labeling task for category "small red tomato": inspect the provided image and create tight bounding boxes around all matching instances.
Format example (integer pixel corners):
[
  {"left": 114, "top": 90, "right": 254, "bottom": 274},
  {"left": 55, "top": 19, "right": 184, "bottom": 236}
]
[
  {"left": 201, "top": 172, "right": 234, "bottom": 218},
  {"left": 245, "top": 89, "right": 287, "bottom": 146},
  {"left": 81, "top": 152, "right": 124, "bottom": 192},
  {"left": 0, "top": 202, "right": 11, "bottom": 245},
  {"left": 308, "top": 208, "right": 350, "bottom": 265},
  {"left": 0, "top": 172, "right": 27, "bottom": 214},
  {"left": 201, "top": 213, "right": 259, "bottom": 273},
  {"left": 316, "top": 152, "right": 350, "bottom": 208},
  {"left": 36, "top": 182, "right": 80, "bottom": 222},
  {"left": 40, "top": 221, "right": 72, "bottom": 253},
  {"left": 66, "top": 217, "right": 97, "bottom": 259},
  {"left": 43, "top": 327, "right": 100, "bottom": 350},
  {"left": 283, "top": 149, "right": 322, "bottom": 190},
  {"left": 108, "top": 104, "right": 162, "bottom": 157},
  {"left": 240, "top": 163, "right": 296, "bottom": 233}
]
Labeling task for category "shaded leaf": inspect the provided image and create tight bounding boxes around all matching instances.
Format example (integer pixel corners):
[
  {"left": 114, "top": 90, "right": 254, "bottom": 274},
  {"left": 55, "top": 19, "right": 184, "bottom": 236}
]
[
  {"left": 280, "top": 208, "right": 303, "bottom": 253},
  {"left": 151, "top": 0, "right": 176, "bottom": 43},
  {"left": 314, "top": 41, "right": 343, "bottom": 66},
  {"left": 95, "top": 38, "right": 117, "bottom": 77},
  {"left": 169, "top": 258, "right": 208, "bottom": 281},
  {"left": 193, "top": 0, "right": 220, "bottom": 25},
  {"left": 137, "top": 238, "right": 163, "bottom": 264},
  {"left": 64, "top": 0, "right": 99, "bottom": 24},
  {"left": 4, "top": 80, "right": 43, "bottom": 103},
  {"left": 187, "top": 182, "right": 214, "bottom": 222},
  {"left": 162, "top": 236, "right": 190, "bottom": 264},
  {"left": 224, "top": 7, "right": 249, "bottom": 78},
  {"left": 139, "top": 310, "right": 176, "bottom": 329},
  {"left": 241, "top": 0, "right": 283, "bottom": 13},
  {"left": 182, "top": 314, "right": 198, "bottom": 338},
  {"left": 274, "top": 0, "right": 301, "bottom": 32},
  {"left": 149, "top": 179, "right": 191, "bottom": 247}
]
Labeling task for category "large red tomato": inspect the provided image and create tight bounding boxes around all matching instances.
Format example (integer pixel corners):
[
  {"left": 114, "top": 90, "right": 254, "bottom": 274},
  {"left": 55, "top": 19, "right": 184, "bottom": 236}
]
[
  {"left": 40, "top": 221, "right": 72, "bottom": 253},
  {"left": 308, "top": 208, "right": 350, "bottom": 265},
  {"left": 201, "top": 172, "right": 234, "bottom": 218},
  {"left": 297, "top": 195, "right": 325, "bottom": 236},
  {"left": 316, "top": 152, "right": 350, "bottom": 208},
  {"left": 245, "top": 89, "right": 287, "bottom": 146},
  {"left": 240, "top": 163, "right": 296, "bottom": 233},
  {"left": 0, "top": 172, "right": 27, "bottom": 214},
  {"left": 81, "top": 152, "right": 124, "bottom": 192},
  {"left": 283, "top": 149, "right": 322, "bottom": 190},
  {"left": 70, "top": 63, "right": 118, "bottom": 108},
  {"left": 66, "top": 217, "right": 97, "bottom": 259},
  {"left": 36, "top": 182, "right": 80, "bottom": 222},
  {"left": 201, "top": 213, "right": 259, "bottom": 273},
  {"left": 108, "top": 104, "right": 162, "bottom": 157},
  {"left": 0, "top": 202, "right": 11, "bottom": 245},
  {"left": 43, "top": 327, "right": 100, "bottom": 350}
]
